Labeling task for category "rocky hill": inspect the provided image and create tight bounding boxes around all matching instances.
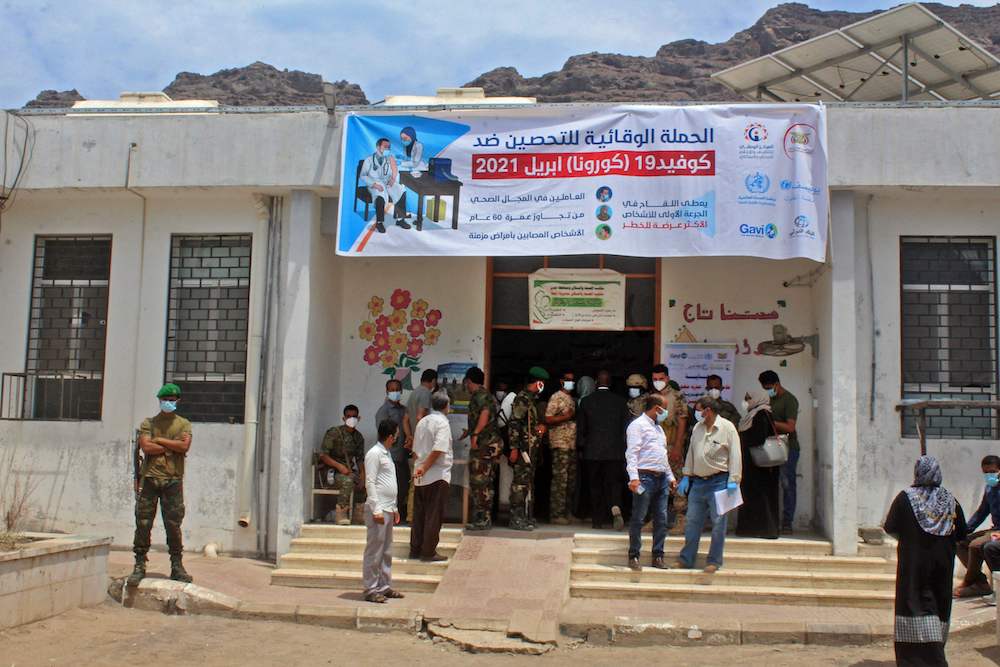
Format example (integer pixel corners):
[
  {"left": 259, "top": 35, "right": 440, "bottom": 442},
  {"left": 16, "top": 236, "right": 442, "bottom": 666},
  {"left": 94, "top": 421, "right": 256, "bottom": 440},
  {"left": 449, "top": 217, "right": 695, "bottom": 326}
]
[{"left": 24, "top": 2, "right": 1000, "bottom": 107}]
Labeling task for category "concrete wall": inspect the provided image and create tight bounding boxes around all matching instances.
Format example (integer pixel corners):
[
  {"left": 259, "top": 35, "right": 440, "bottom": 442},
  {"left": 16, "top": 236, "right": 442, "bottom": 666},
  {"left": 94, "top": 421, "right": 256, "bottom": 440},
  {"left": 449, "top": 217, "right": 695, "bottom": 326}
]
[
  {"left": 660, "top": 256, "right": 818, "bottom": 529},
  {"left": 854, "top": 188, "right": 1000, "bottom": 527},
  {"left": 0, "top": 190, "right": 265, "bottom": 554}
]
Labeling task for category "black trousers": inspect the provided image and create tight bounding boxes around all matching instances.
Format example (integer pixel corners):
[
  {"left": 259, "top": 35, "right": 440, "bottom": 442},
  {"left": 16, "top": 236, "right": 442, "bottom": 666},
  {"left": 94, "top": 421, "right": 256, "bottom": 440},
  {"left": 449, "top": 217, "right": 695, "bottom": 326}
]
[
  {"left": 410, "top": 480, "right": 449, "bottom": 559},
  {"left": 375, "top": 192, "right": 406, "bottom": 223},
  {"left": 587, "top": 460, "right": 624, "bottom": 525},
  {"left": 393, "top": 458, "right": 410, "bottom": 521}
]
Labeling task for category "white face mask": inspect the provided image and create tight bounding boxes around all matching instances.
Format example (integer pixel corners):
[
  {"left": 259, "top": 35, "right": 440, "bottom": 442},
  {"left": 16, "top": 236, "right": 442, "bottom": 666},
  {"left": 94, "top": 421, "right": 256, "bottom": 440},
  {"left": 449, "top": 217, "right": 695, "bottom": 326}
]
[
  {"left": 628, "top": 387, "right": 641, "bottom": 398},
  {"left": 694, "top": 410, "right": 705, "bottom": 422},
  {"left": 741, "top": 400, "right": 750, "bottom": 413},
  {"left": 652, "top": 380, "right": 667, "bottom": 392},
  {"left": 345, "top": 417, "right": 359, "bottom": 428},
  {"left": 708, "top": 388, "right": 721, "bottom": 400},
  {"left": 563, "top": 381, "right": 575, "bottom": 392}
]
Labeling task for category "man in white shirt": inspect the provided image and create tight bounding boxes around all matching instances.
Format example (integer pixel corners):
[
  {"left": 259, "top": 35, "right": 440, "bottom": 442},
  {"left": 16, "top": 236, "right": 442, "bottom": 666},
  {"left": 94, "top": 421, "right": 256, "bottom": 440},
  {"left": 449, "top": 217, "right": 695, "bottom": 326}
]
[
  {"left": 625, "top": 394, "right": 677, "bottom": 571},
  {"left": 410, "top": 391, "right": 454, "bottom": 562},
  {"left": 363, "top": 419, "right": 404, "bottom": 603},
  {"left": 675, "top": 396, "right": 742, "bottom": 574}
]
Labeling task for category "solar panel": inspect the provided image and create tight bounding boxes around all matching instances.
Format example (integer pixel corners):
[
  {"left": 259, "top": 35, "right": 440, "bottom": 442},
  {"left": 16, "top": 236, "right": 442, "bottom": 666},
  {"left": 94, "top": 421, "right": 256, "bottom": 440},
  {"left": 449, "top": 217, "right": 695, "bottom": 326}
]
[{"left": 712, "top": 3, "right": 1000, "bottom": 102}]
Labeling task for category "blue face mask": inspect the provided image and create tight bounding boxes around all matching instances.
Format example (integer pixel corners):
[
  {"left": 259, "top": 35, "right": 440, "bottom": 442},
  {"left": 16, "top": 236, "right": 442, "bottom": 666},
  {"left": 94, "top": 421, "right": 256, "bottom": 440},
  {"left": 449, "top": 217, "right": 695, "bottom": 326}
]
[
  {"left": 655, "top": 408, "right": 669, "bottom": 424},
  {"left": 402, "top": 138, "right": 413, "bottom": 146},
  {"left": 767, "top": 387, "right": 777, "bottom": 398},
  {"left": 986, "top": 473, "right": 999, "bottom": 488},
  {"left": 160, "top": 400, "right": 177, "bottom": 413},
  {"left": 387, "top": 391, "right": 402, "bottom": 402},
  {"left": 694, "top": 410, "right": 704, "bottom": 422},
  {"left": 628, "top": 387, "right": 641, "bottom": 398}
]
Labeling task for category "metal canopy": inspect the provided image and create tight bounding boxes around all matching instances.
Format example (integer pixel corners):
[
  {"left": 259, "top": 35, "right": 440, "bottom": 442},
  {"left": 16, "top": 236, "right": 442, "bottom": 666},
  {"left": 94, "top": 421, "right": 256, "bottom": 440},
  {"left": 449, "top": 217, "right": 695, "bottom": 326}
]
[{"left": 712, "top": 3, "right": 1000, "bottom": 103}]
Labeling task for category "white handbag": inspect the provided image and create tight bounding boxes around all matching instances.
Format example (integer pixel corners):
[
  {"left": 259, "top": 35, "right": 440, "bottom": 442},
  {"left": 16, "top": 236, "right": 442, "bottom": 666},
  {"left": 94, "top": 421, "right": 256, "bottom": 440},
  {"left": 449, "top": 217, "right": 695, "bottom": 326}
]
[{"left": 750, "top": 412, "right": 789, "bottom": 468}]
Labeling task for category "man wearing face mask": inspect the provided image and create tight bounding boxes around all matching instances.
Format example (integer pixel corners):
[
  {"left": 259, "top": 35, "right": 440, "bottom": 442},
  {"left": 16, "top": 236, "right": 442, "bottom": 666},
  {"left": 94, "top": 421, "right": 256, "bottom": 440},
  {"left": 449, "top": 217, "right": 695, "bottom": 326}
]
[
  {"left": 361, "top": 137, "right": 410, "bottom": 234},
  {"left": 463, "top": 367, "right": 502, "bottom": 531},
  {"left": 626, "top": 394, "right": 677, "bottom": 570},
  {"left": 955, "top": 455, "right": 1000, "bottom": 598},
  {"left": 376, "top": 379, "right": 411, "bottom": 522},
  {"left": 705, "top": 374, "right": 740, "bottom": 425},
  {"left": 626, "top": 373, "right": 649, "bottom": 419},
  {"left": 759, "top": 371, "right": 799, "bottom": 534},
  {"left": 128, "top": 384, "right": 194, "bottom": 587},
  {"left": 320, "top": 405, "right": 366, "bottom": 526},
  {"left": 546, "top": 371, "right": 578, "bottom": 525},
  {"left": 507, "top": 367, "right": 549, "bottom": 530},
  {"left": 651, "top": 364, "right": 687, "bottom": 529}
]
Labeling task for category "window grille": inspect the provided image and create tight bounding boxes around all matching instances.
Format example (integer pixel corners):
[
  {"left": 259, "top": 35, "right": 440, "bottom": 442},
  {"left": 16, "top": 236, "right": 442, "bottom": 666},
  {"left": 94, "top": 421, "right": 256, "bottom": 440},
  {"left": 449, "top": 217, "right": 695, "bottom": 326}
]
[
  {"left": 900, "top": 236, "right": 998, "bottom": 439},
  {"left": 164, "top": 235, "right": 251, "bottom": 423}
]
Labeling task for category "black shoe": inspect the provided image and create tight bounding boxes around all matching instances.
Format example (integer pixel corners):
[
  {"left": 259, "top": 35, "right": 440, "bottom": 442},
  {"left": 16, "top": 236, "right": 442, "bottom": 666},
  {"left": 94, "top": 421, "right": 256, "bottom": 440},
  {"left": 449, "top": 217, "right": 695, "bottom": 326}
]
[
  {"left": 375, "top": 222, "right": 386, "bottom": 233},
  {"left": 420, "top": 553, "right": 448, "bottom": 562},
  {"left": 395, "top": 219, "right": 411, "bottom": 230},
  {"left": 628, "top": 557, "right": 642, "bottom": 572},
  {"left": 170, "top": 559, "right": 193, "bottom": 584},
  {"left": 651, "top": 556, "right": 667, "bottom": 569}
]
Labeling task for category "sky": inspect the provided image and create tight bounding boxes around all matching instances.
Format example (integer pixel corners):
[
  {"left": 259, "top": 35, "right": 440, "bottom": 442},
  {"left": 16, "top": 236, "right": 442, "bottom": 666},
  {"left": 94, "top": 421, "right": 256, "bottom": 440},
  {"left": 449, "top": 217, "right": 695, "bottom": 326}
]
[{"left": 2, "top": 0, "right": 998, "bottom": 107}]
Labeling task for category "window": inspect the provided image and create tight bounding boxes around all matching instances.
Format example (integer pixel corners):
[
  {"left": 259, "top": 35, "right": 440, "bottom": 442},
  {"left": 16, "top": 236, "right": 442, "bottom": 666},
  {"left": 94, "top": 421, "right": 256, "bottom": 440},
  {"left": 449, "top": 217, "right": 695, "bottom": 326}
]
[
  {"left": 164, "top": 235, "right": 251, "bottom": 423},
  {"left": 900, "top": 237, "right": 998, "bottom": 438},
  {"left": 10, "top": 236, "right": 112, "bottom": 420}
]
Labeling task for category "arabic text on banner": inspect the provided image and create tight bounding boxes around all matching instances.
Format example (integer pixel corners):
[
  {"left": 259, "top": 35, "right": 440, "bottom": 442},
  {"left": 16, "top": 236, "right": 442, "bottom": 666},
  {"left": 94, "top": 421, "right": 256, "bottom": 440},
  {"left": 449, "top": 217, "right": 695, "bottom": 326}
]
[
  {"left": 664, "top": 343, "right": 737, "bottom": 403},
  {"left": 529, "top": 269, "right": 625, "bottom": 331},
  {"left": 336, "top": 105, "right": 828, "bottom": 260}
]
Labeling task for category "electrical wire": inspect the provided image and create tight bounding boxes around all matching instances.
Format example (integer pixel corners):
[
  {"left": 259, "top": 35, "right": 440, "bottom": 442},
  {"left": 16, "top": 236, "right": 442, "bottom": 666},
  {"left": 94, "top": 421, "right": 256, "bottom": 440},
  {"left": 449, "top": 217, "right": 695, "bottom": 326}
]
[{"left": 0, "top": 109, "right": 35, "bottom": 213}]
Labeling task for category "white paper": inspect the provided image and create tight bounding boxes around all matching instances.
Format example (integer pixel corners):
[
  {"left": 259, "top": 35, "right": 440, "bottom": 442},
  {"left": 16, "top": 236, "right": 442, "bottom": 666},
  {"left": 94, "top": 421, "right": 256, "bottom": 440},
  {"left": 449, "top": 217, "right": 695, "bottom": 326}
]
[{"left": 714, "top": 486, "right": 744, "bottom": 516}]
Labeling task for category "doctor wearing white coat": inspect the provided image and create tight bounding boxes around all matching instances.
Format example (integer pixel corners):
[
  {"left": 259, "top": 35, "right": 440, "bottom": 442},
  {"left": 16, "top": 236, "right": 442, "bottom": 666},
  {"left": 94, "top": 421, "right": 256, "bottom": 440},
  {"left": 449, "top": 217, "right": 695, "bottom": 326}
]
[{"left": 361, "top": 137, "right": 410, "bottom": 234}]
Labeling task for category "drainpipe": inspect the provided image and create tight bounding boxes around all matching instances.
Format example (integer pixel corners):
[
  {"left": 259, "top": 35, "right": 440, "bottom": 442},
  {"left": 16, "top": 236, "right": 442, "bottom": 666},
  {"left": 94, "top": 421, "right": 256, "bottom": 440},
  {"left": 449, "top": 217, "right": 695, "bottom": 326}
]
[{"left": 125, "top": 143, "right": 147, "bottom": 459}]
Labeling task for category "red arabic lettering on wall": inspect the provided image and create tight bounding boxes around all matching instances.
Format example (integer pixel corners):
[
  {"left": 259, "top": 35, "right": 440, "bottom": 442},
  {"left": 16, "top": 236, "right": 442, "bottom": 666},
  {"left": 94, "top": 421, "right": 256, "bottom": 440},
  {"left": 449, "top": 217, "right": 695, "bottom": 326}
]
[{"left": 681, "top": 303, "right": 780, "bottom": 324}]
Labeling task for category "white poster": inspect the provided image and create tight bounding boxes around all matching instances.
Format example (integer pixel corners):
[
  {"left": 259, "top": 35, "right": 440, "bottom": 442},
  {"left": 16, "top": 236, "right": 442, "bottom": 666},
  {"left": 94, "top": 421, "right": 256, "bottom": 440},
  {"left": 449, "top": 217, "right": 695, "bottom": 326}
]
[
  {"left": 528, "top": 269, "right": 625, "bottom": 331},
  {"left": 664, "top": 343, "right": 736, "bottom": 403},
  {"left": 336, "top": 104, "right": 827, "bottom": 260}
]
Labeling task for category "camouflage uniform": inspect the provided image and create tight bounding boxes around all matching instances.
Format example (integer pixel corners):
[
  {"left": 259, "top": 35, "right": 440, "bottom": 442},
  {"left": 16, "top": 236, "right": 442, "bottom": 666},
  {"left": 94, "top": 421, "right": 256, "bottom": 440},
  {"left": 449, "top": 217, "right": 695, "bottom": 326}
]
[
  {"left": 132, "top": 412, "right": 192, "bottom": 582},
  {"left": 545, "top": 390, "right": 576, "bottom": 521},
  {"left": 508, "top": 389, "right": 542, "bottom": 528},
  {"left": 467, "top": 386, "right": 502, "bottom": 529},
  {"left": 626, "top": 373, "right": 649, "bottom": 419},
  {"left": 657, "top": 385, "right": 688, "bottom": 528},
  {"left": 321, "top": 425, "right": 366, "bottom": 512}
]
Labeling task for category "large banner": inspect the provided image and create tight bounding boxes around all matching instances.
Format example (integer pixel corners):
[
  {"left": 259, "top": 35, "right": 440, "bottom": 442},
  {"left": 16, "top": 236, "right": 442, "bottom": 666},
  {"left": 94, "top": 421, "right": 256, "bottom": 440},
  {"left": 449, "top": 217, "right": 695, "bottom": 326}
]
[
  {"left": 664, "top": 343, "right": 736, "bottom": 404},
  {"left": 336, "top": 105, "right": 827, "bottom": 260},
  {"left": 528, "top": 269, "right": 624, "bottom": 331}
]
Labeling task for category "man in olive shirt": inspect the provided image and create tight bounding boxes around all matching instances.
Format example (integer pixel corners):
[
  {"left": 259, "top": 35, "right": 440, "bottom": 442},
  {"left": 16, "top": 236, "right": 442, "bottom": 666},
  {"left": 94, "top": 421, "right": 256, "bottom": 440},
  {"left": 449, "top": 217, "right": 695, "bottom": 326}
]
[
  {"left": 759, "top": 370, "right": 800, "bottom": 534},
  {"left": 320, "top": 405, "right": 366, "bottom": 525},
  {"left": 128, "top": 383, "right": 194, "bottom": 586}
]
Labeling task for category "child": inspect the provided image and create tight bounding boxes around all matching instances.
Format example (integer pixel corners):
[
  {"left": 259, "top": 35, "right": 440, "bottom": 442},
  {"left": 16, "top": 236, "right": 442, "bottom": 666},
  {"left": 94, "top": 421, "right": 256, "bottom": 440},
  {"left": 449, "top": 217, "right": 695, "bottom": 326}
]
[
  {"left": 362, "top": 419, "right": 405, "bottom": 603},
  {"left": 955, "top": 454, "right": 1000, "bottom": 598}
]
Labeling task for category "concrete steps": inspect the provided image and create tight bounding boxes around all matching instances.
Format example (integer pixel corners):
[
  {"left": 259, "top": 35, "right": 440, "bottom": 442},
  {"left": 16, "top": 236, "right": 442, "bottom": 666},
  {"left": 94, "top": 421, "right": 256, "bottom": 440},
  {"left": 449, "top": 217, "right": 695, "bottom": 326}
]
[
  {"left": 270, "top": 524, "right": 463, "bottom": 592},
  {"left": 569, "top": 532, "right": 898, "bottom": 609}
]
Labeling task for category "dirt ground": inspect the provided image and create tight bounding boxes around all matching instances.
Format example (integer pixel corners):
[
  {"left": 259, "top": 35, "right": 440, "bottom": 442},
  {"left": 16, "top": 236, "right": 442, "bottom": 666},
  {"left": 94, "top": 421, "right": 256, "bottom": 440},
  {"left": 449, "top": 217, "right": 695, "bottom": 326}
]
[{"left": 2, "top": 603, "right": 998, "bottom": 666}]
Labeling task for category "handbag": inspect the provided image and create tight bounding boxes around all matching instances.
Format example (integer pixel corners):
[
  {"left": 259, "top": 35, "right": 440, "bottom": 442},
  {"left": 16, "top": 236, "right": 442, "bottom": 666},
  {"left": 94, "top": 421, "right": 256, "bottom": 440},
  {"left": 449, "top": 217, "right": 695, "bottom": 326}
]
[{"left": 750, "top": 410, "right": 789, "bottom": 468}]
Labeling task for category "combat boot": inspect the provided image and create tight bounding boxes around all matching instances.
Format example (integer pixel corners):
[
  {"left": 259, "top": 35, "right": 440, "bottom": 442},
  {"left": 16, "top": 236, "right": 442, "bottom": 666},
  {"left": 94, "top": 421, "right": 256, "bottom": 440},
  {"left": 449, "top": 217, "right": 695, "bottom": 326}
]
[
  {"left": 170, "top": 556, "right": 193, "bottom": 583},
  {"left": 508, "top": 508, "right": 534, "bottom": 531},
  {"left": 465, "top": 511, "right": 491, "bottom": 531},
  {"left": 335, "top": 506, "right": 350, "bottom": 526},
  {"left": 351, "top": 504, "right": 365, "bottom": 525},
  {"left": 126, "top": 557, "right": 146, "bottom": 587}
]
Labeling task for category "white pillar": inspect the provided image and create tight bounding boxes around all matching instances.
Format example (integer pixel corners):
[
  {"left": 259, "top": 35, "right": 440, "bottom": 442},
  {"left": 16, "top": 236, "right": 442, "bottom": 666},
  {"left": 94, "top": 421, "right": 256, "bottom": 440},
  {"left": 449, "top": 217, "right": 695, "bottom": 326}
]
[{"left": 829, "top": 190, "right": 859, "bottom": 555}]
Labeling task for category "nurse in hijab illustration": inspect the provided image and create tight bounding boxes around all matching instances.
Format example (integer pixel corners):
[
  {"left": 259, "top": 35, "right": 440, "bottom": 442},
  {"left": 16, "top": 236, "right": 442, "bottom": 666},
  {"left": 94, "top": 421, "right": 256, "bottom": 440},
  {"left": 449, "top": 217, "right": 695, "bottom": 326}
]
[
  {"left": 398, "top": 126, "right": 427, "bottom": 172},
  {"left": 361, "top": 137, "right": 410, "bottom": 233}
]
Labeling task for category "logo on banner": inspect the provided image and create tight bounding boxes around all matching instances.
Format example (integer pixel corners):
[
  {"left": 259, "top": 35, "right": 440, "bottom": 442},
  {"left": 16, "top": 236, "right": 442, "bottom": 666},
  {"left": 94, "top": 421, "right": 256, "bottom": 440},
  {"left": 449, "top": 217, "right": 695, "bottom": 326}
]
[
  {"left": 790, "top": 214, "right": 816, "bottom": 239},
  {"left": 740, "top": 222, "right": 779, "bottom": 239},
  {"left": 739, "top": 123, "right": 775, "bottom": 160},
  {"left": 780, "top": 179, "right": 820, "bottom": 202},
  {"left": 738, "top": 171, "right": 776, "bottom": 207},
  {"left": 783, "top": 123, "right": 817, "bottom": 158}
]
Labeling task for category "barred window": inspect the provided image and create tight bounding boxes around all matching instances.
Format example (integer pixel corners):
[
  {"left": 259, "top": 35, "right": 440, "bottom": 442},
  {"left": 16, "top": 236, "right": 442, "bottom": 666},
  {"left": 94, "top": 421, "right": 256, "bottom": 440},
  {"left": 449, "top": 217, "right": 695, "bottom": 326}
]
[
  {"left": 900, "top": 237, "right": 998, "bottom": 439},
  {"left": 19, "top": 236, "right": 111, "bottom": 420},
  {"left": 164, "top": 235, "right": 251, "bottom": 423}
]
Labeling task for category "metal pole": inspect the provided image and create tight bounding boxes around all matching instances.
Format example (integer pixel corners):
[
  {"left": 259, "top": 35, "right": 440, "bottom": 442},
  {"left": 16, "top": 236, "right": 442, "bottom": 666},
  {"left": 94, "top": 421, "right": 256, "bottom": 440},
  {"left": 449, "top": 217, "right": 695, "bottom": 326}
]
[
  {"left": 901, "top": 35, "right": 910, "bottom": 103},
  {"left": 918, "top": 408, "right": 927, "bottom": 456}
]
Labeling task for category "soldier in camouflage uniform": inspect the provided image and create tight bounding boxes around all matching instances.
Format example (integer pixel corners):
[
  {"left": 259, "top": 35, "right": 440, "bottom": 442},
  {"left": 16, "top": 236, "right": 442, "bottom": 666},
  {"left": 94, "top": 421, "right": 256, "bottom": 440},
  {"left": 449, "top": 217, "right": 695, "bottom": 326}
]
[
  {"left": 651, "top": 365, "right": 688, "bottom": 530},
  {"left": 128, "top": 383, "right": 194, "bottom": 587},
  {"left": 626, "top": 373, "right": 649, "bottom": 419},
  {"left": 463, "top": 367, "right": 502, "bottom": 531},
  {"left": 507, "top": 366, "right": 549, "bottom": 531},
  {"left": 546, "top": 371, "right": 577, "bottom": 524},
  {"left": 319, "top": 405, "right": 366, "bottom": 525}
]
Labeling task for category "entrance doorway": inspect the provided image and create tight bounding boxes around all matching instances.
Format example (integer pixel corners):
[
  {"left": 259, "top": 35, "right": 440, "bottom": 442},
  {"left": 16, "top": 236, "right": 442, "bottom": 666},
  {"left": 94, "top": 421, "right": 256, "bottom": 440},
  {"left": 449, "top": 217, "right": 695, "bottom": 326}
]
[{"left": 486, "top": 255, "right": 660, "bottom": 521}]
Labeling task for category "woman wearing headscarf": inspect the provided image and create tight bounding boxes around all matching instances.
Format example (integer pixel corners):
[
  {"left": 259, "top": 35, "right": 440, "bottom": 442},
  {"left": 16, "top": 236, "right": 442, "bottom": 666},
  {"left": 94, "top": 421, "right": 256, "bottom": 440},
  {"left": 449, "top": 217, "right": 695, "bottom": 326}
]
[
  {"left": 398, "top": 126, "right": 425, "bottom": 170},
  {"left": 735, "top": 389, "right": 781, "bottom": 539},
  {"left": 884, "top": 455, "right": 967, "bottom": 667}
]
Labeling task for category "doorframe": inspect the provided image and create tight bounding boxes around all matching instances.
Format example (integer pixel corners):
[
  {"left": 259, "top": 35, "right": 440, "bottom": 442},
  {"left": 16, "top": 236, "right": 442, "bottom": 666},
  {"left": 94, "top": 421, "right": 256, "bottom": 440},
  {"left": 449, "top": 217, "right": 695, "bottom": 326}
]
[{"left": 484, "top": 256, "right": 662, "bottom": 384}]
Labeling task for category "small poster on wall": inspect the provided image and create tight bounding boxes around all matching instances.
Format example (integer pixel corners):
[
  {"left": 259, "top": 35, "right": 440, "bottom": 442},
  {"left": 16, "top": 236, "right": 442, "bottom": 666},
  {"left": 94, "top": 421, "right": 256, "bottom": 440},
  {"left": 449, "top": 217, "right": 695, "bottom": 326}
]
[
  {"left": 664, "top": 343, "right": 736, "bottom": 403},
  {"left": 528, "top": 269, "right": 625, "bottom": 331}
]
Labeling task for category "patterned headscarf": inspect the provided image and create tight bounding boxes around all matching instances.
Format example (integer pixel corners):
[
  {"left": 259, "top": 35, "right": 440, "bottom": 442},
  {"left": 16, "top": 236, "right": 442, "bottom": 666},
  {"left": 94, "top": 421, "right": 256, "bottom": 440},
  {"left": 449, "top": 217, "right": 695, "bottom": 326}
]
[{"left": 904, "top": 455, "right": 956, "bottom": 537}]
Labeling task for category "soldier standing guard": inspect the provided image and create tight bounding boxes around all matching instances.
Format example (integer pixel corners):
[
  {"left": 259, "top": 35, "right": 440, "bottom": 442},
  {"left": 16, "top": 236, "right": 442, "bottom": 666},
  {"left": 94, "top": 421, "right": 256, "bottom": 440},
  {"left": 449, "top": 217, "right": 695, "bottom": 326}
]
[
  {"left": 319, "top": 405, "right": 366, "bottom": 525},
  {"left": 462, "top": 367, "right": 501, "bottom": 531},
  {"left": 128, "top": 383, "right": 194, "bottom": 587},
  {"left": 507, "top": 367, "right": 548, "bottom": 531},
  {"left": 546, "top": 370, "right": 577, "bottom": 525}
]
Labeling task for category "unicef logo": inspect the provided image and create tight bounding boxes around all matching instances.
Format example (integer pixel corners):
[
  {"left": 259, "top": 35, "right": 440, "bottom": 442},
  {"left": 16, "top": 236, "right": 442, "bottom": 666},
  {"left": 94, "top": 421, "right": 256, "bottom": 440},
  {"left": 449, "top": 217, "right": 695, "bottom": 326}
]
[
  {"left": 745, "top": 171, "right": 771, "bottom": 194},
  {"left": 744, "top": 122, "right": 767, "bottom": 142},
  {"left": 793, "top": 215, "right": 809, "bottom": 229},
  {"left": 765, "top": 223, "right": 778, "bottom": 239}
]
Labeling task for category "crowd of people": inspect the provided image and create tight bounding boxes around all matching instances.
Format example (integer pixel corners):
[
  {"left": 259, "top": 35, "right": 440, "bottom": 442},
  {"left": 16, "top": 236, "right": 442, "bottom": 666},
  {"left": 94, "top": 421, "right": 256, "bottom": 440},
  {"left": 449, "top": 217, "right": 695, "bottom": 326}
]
[{"left": 315, "top": 364, "right": 803, "bottom": 601}]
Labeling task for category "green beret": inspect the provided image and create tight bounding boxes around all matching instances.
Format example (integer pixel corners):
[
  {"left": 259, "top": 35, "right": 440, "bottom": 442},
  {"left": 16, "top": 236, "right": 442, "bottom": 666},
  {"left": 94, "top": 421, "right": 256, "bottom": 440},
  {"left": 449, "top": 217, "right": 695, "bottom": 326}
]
[
  {"left": 157, "top": 383, "right": 181, "bottom": 398},
  {"left": 528, "top": 366, "right": 549, "bottom": 380}
]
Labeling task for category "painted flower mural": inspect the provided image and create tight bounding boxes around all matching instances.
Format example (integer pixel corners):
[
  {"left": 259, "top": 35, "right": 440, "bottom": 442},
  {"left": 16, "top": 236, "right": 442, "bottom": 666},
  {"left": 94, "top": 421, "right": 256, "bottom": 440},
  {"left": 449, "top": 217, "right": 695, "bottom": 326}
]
[{"left": 359, "top": 288, "right": 444, "bottom": 389}]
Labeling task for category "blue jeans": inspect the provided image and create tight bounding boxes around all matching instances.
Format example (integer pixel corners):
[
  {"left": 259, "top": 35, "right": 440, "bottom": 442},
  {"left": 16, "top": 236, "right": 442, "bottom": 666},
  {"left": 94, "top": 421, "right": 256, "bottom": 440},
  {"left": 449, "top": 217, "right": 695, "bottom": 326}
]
[
  {"left": 679, "top": 474, "right": 728, "bottom": 568},
  {"left": 628, "top": 472, "right": 670, "bottom": 559},
  {"left": 781, "top": 447, "right": 800, "bottom": 528}
]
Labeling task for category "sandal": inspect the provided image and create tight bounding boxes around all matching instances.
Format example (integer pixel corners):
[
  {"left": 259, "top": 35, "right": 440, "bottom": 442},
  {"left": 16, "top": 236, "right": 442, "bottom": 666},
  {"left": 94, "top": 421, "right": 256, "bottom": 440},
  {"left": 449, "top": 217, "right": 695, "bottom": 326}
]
[
  {"left": 383, "top": 589, "right": 405, "bottom": 599},
  {"left": 364, "top": 592, "right": 387, "bottom": 603}
]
